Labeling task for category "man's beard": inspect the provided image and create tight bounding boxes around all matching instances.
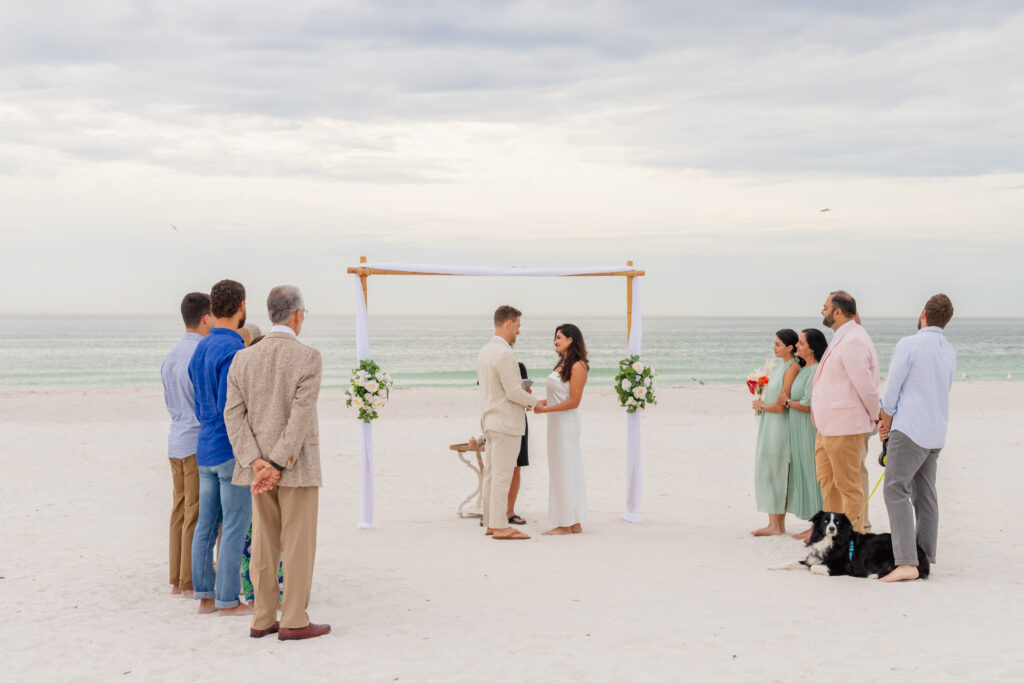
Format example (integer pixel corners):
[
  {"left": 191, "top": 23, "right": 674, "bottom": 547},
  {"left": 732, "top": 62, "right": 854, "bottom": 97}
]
[
  {"left": 822, "top": 313, "right": 834, "bottom": 327},
  {"left": 237, "top": 313, "right": 246, "bottom": 329}
]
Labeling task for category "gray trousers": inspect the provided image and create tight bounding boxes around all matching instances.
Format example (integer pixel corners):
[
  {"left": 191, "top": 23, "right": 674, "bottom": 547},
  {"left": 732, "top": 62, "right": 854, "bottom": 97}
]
[{"left": 883, "top": 430, "right": 940, "bottom": 566}]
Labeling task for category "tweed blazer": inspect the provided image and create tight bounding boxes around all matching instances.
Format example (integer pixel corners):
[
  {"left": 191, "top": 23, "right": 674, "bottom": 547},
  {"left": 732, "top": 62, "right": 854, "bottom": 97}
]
[
  {"left": 225, "top": 331, "right": 323, "bottom": 488},
  {"left": 811, "top": 322, "right": 880, "bottom": 437},
  {"left": 476, "top": 337, "right": 537, "bottom": 436}
]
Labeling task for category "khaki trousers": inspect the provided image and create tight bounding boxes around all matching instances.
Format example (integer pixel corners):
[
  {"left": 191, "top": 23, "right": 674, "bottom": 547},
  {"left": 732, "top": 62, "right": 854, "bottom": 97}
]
[
  {"left": 251, "top": 486, "right": 319, "bottom": 630},
  {"left": 481, "top": 431, "right": 520, "bottom": 531},
  {"left": 815, "top": 433, "right": 869, "bottom": 532},
  {"left": 860, "top": 434, "right": 872, "bottom": 532},
  {"left": 168, "top": 455, "right": 199, "bottom": 589}
]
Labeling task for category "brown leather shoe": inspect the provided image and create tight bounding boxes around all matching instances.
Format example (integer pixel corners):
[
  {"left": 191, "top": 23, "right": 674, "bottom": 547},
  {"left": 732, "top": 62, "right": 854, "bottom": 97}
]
[
  {"left": 250, "top": 621, "right": 280, "bottom": 638},
  {"left": 278, "top": 622, "right": 331, "bottom": 641}
]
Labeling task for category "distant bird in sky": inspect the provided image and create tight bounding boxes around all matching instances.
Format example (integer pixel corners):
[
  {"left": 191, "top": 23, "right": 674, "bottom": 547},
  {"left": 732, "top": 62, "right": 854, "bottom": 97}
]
[
  {"left": 691, "top": 376, "right": 705, "bottom": 385},
  {"left": 170, "top": 224, "right": 179, "bottom": 231},
  {"left": 819, "top": 208, "right": 831, "bottom": 212}
]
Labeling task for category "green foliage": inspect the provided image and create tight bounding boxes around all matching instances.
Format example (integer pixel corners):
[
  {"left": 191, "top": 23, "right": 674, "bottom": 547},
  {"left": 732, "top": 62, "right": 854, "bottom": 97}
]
[
  {"left": 613, "top": 355, "right": 657, "bottom": 414},
  {"left": 345, "top": 359, "right": 394, "bottom": 423}
]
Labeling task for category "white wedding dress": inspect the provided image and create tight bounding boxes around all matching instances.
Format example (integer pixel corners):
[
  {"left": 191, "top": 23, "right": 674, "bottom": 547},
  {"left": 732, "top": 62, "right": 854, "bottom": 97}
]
[{"left": 545, "top": 371, "right": 587, "bottom": 527}]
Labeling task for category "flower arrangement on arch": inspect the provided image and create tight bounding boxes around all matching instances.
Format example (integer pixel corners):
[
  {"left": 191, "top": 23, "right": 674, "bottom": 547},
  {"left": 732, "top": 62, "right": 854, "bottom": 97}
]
[
  {"left": 614, "top": 355, "right": 656, "bottom": 413},
  {"left": 345, "top": 359, "right": 393, "bottom": 423}
]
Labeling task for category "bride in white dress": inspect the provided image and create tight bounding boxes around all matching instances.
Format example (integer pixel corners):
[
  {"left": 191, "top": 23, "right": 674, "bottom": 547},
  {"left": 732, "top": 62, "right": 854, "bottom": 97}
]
[{"left": 534, "top": 324, "right": 589, "bottom": 536}]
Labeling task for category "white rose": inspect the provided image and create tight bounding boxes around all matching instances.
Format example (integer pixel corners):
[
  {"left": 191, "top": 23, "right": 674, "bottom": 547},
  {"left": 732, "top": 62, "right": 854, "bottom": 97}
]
[
  {"left": 633, "top": 386, "right": 646, "bottom": 399},
  {"left": 747, "top": 373, "right": 757, "bottom": 382},
  {"left": 366, "top": 380, "right": 379, "bottom": 393},
  {"left": 371, "top": 398, "right": 385, "bottom": 409},
  {"left": 620, "top": 379, "right": 631, "bottom": 391},
  {"left": 632, "top": 361, "right": 645, "bottom": 374},
  {"left": 644, "top": 377, "right": 651, "bottom": 387},
  {"left": 352, "top": 395, "right": 365, "bottom": 409}
]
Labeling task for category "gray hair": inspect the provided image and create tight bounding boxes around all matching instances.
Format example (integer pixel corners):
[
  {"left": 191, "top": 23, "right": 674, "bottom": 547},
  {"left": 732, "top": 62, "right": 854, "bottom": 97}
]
[{"left": 267, "top": 285, "right": 304, "bottom": 323}]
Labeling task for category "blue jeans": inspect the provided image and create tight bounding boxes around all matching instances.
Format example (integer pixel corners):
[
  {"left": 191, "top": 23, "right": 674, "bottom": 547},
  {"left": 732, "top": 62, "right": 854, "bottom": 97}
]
[{"left": 191, "top": 459, "right": 252, "bottom": 609}]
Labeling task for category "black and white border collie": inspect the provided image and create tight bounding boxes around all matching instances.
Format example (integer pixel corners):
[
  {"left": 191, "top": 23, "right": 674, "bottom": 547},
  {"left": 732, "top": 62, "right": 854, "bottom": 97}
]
[{"left": 773, "top": 511, "right": 930, "bottom": 580}]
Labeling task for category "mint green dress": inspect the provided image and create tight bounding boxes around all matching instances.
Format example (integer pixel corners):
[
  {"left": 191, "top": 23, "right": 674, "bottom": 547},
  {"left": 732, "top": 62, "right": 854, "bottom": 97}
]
[
  {"left": 754, "top": 359, "right": 794, "bottom": 514},
  {"left": 786, "top": 365, "right": 823, "bottom": 520}
]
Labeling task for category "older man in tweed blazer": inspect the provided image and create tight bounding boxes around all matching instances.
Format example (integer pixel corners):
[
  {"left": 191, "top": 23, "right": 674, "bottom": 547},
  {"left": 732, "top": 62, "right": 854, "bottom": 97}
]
[{"left": 224, "top": 285, "right": 330, "bottom": 642}]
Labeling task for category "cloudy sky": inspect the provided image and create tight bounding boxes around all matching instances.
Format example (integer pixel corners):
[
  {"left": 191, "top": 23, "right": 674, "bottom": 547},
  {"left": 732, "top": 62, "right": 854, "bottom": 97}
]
[{"left": 2, "top": 1, "right": 1022, "bottom": 317}]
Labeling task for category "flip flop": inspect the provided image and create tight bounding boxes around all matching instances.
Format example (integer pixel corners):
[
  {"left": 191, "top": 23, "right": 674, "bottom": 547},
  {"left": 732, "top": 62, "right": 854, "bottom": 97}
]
[
  {"left": 507, "top": 515, "right": 526, "bottom": 525},
  {"left": 492, "top": 530, "right": 530, "bottom": 540}
]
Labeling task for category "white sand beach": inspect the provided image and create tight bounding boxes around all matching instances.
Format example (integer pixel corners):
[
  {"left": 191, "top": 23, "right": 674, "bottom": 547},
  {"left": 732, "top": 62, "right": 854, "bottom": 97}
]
[{"left": 2, "top": 383, "right": 1022, "bottom": 682}]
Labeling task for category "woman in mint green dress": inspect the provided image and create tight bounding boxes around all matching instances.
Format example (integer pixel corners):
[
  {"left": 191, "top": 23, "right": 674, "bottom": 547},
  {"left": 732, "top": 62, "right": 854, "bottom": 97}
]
[
  {"left": 786, "top": 329, "right": 828, "bottom": 541},
  {"left": 751, "top": 330, "right": 799, "bottom": 536}
]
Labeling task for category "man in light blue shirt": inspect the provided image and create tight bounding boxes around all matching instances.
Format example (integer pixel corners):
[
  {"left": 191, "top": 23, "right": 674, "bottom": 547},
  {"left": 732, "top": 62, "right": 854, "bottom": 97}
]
[
  {"left": 160, "top": 292, "right": 210, "bottom": 596},
  {"left": 878, "top": 294, "right": 957, "bottom": 582}
]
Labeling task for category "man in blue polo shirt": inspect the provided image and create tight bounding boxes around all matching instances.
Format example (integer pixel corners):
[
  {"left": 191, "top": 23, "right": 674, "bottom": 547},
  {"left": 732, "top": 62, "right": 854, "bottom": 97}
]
[
  {"left": 189, "top": 279, "right": 252, "bottom": 614},
  {"left": 878, "top": 294, "right": 957, "bottom": 582}
]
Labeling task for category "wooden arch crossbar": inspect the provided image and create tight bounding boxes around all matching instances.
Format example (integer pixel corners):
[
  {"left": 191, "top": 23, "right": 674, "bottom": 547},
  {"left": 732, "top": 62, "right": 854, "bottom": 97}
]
[{"left": 346, "top": 256, "right": 646, "bottom": 337}]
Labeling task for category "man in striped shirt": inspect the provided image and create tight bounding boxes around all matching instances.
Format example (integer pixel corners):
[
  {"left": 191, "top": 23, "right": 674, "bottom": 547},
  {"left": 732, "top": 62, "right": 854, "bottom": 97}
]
[{"left": 160, "top": 292, "right": 211, "bottom": 597}]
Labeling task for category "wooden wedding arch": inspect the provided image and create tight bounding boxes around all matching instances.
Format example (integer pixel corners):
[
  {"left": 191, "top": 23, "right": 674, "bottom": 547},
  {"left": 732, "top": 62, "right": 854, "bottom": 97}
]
[{"left": 346, "top": 257, "right": 647, "bottom": 528}]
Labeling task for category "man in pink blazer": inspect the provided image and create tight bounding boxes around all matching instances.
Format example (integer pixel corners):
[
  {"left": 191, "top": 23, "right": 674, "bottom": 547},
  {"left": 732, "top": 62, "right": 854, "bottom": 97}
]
[{"left": 811, "top": 291, "right": 880, "bottom": 532}]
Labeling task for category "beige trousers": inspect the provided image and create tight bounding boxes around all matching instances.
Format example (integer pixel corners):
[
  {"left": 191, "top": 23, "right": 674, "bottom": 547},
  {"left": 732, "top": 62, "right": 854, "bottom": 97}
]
[
  {"left": 815, "top": 433, "right": 869, "bottom": 532},
  {"left": 168, "top": 455, "right": 199, "bottom": 589},
  {"left": 860, "top": 434, "right": 872, "bottom": 532},
  {"left": 251, "top": 486, "right": 319, "bottom": 630},
  {"left": 481, "top": 431, "right": 520, "bottom": 530}
]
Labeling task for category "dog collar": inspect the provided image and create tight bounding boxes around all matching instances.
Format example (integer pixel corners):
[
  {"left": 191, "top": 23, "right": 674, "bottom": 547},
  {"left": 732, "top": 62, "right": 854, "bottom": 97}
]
[{"left": 848, "top": 540, "right": 855, "bottom": 561}]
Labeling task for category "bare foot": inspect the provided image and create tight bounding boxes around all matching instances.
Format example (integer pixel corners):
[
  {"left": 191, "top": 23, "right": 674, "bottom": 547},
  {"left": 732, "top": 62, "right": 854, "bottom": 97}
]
[
  {"left": 181, "top": 589, "right": 193, "bottom": 599},
  {"left": 570, "top": 523, "right": 582, "bottom": 534},
  {"left": 170, "top": 584, "right": 182, "bottom": 595},
  {"left": 484, "top": 528, "right": 495, "bottom": 536},
  {"left": 197, "top": 599, "right": 216, "bottom": 615},
  {"left": 247, "top": 600, "right": 254, "bottom": 608},
  {"left": 751, "top": 526, "right": 785, "bottom": 537},
  {"left": 793, "top": 528, "right": 812, "bottom": 543},
  {"left": 542, "top": 526, "right": 572, "bottom": 535},
  {"left": 219, "top": 603, "right": 254, "bottom": 616},
  {"left": 879, "top": 565, "right": 920, "bottom": 582}
]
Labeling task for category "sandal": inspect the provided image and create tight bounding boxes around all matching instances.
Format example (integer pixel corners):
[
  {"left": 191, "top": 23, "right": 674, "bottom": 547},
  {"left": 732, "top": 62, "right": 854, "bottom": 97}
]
[{"left": 507, "top": 515, "right": 526, "bottom": 525}]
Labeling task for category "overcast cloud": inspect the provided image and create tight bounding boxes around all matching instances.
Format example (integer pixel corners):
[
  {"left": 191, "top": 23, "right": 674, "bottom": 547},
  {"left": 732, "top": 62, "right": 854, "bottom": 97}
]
[{"left": 1, "top": 2, "right": 1022, "bottom": 316}]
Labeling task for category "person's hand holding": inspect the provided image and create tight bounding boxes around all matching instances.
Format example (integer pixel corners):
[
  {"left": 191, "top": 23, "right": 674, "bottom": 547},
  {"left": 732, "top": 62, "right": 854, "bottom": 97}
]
[
  {"left": 252, "top": 467, "right": 280, "bottom": 494},
  {"left": 752, "top": 399, "right": 764, "bottom": 412},
  {"left": 250, "top": 458, "right": 281, "bottom": 494},
  {"left": 876, "top": 411, "right": 892, "bottom": 444},
  {"left": 534, "top": 399, "right": 547, "bottom": 414}
]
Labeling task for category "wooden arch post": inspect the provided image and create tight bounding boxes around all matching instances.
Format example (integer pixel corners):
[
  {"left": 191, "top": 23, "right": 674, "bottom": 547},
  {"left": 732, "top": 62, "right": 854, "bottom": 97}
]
[{"left": 626, "top": 260, "right": 634, "bottom": 342}]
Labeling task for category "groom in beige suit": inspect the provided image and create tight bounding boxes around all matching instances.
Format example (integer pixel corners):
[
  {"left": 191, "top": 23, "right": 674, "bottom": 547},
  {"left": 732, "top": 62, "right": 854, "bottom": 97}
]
[
  {"left": 225, "top": 285, "right": 330, "bottom": 641},
  {"left": 477, "top": 305, "right": 538, "bottom": 540}
]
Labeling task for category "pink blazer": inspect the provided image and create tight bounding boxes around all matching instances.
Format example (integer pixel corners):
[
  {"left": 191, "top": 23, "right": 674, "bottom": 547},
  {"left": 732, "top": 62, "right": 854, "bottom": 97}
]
[{"left": 811, "top": 323, "right": 880, "bottom": 436}]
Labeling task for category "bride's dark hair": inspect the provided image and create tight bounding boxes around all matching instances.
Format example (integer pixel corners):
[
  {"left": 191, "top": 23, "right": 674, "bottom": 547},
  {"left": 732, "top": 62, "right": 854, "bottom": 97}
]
[{"left": 554, "top": 323, "right": 589, "bottom": 382}]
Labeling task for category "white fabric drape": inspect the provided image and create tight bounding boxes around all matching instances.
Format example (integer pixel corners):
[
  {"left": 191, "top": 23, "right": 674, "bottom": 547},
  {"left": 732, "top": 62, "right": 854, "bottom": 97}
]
[
  {"left": 624, "top": 278, "right": 645, "bottom": 523},
  {"left": 353, "top": 277, "right": 374, "bottom": 528},
  {"left": 350, "top": 261, "right": 645, "bottom": 528}
]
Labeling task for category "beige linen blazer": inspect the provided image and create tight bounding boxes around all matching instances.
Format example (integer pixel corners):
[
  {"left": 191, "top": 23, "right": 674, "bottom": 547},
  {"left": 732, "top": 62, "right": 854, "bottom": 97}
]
[
  {"left": 476, "top": 336, "right": 537, "bottom": 436},
  {"left": 225, "top": 331, "right": 323, "bottom": 488}
]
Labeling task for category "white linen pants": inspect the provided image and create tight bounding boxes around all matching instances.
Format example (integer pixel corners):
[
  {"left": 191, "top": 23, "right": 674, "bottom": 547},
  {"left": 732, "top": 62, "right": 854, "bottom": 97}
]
[{"left": 481, "top": 430, "right": 520, "bottom": 531}]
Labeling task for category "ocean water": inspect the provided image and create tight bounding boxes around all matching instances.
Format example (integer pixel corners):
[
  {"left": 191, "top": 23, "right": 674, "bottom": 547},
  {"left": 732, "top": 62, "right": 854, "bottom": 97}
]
[{"left": 0, "top": 315, "right": 1021, "bottom": 390}]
